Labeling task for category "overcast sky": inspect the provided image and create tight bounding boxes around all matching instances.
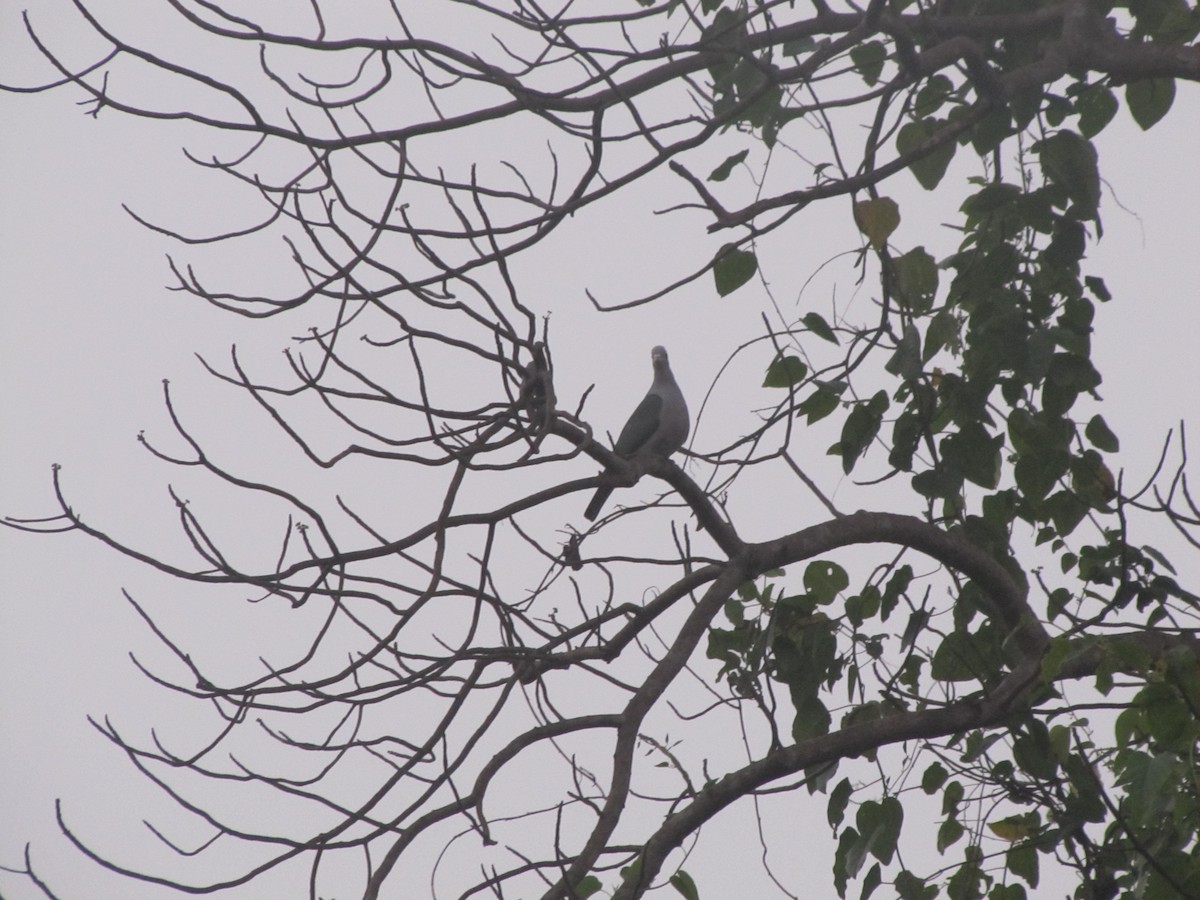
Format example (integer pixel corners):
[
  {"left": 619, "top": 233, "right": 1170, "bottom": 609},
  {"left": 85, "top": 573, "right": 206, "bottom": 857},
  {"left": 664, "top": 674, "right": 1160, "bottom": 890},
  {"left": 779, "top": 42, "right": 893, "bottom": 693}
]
[{"left": 3, "top": 4, "right": 1200, "bottom": 899}]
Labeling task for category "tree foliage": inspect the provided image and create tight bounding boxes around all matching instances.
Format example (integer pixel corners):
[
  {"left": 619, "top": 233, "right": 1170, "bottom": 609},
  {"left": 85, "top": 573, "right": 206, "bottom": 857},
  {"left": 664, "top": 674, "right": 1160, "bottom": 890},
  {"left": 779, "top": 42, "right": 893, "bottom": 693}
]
[{"left": 4, "top": 1, "right": 1200, "bottom": 898}]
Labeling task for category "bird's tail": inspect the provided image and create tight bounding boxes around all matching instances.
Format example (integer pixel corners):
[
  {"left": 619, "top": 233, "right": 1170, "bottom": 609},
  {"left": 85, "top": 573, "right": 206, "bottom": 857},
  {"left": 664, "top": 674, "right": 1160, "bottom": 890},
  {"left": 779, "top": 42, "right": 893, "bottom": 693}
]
[{"left": 584, "top": 485, "right": 613, "bottom": 521}]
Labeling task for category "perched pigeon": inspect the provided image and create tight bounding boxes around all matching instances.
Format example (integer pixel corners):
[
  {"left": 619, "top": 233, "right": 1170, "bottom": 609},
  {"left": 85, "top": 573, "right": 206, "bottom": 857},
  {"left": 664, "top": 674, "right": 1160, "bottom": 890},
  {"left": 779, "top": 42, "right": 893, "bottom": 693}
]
[{"left": 584, "top": 345, "right": 690, "bottom": 520}]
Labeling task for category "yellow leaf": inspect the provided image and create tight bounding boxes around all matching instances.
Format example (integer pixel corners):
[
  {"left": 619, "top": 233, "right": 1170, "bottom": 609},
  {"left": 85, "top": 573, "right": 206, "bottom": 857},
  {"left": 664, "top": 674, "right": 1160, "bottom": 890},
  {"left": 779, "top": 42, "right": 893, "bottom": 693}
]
[
  {"left": 988, "top": 817, "right": 1029, "bottom": 842},
  {"left": 853, "top": 196, "right": 900, "bottom": 250}
]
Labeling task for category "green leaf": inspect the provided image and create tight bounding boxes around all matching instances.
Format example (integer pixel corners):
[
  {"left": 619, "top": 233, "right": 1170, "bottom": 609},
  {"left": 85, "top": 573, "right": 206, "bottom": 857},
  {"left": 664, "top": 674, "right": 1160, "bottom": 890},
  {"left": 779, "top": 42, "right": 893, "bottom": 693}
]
[
  {"left": 1043, "top": 352, "right": 1101, "bottom": 415},
  {"left": 941, "top": 422, "right": 1003, "bottom": 489},
  {"left": 989, "top": 884, "right": 1027, "bottom": 900},
  {"left": 942, "top": 779, "right": 964, "bottom": 816},
  {"left": 792, "top": 692, "right": 831, "bottom": 740},
  {"left": 893, "top": 246, "right": 939, "bottom": 313},
  {"left": 880, "top": 565, "right": 912, "bottom": 621},
  {"left": 797, "top": 380, "right": 846, "bottom": 423},
  {"left": 713, "top": 246, "right": 758, "bottom": 296},
  {"left": 870, "top": 797, "right": 903, "bottom": 864},
  {"left": 804, "top": 311, "right": 839, "bottom": 343},
  {"left": 839, "top": 391, "right": 889, "bottom": 474},
  {"left": 925, "top": 309, "right": 960, "bottom": 359},
  {"left": 946, "top": 846, "right": 984, "bottom": 900},
  {"left": 922, "top": 761, "right": 948, "bottom": 794},
  {"left": 850, "top": 40, "right": 887, "bottom": 86},
  {"left": 860, "top": 862, "right": 882, "bottom": 900},
  {"left": 764, "top": 355, "right": 808, "bottom": 388},
  {"left": 708, "top": 149, "right": 748, "bottom": 182},
  {"left": 805, "top": 560, "right": 849, "bottom": 603},
  {"left": 931, "top": 629, "right": 1001, "bottom": 682},
  {"left": 969, "top": 105, "right": 1014, "bottom": 155},
  {"left": 834, "top": 827, "right": 864, "bottom": 895},
  {"left": 1037, "top": 131, "right": 1100, "bottom": 219},
  {"left": 937, "top": 817, "right": 964, "bottom": 852},
  {"left": 915, "top": 74, "right": 954, "bottom": 116},
  {"left": 896, "top": 871, "right": 938, "bottom": 900},
  {"left": 1008, "top": 842, "right": 1039, "bottom": 888},
  {"left": 670, "top": 869, "right": 701, "bottom": 900},
  {"left": 1126, "top": 78, "right": 1176, "bottom": 130},
  {"left": 1040, "top": 635, "right": 1073, "bottom": 682},
  {"left": 897, "top": 119, "right": 956, "bottom": 191},
  {"left": 885, "top": 323, "right": 922, "bottom": 380},
  {"left": 896, "top": 614, "right": 928, "bottom": 662},
  {"left": 828, "top": 777, "right": 853, "bottom": 828},
  {"left": 1076, "top": 85, "right": 1118, "bottom": 138},
  {"left": 1043, "top": 490, "right": 1088, "bottom": 537},
  {"left": 783, "top": 35, "right": 817, "bottom": 56},
  {"left": 1085, "top": 414, "right": 1119, "bottom": 452},
  {"left": 620, "top": 857, "right": 644, "bottom": 884},
  {"left": 1084, "top": 275, "right": 1111, "bottom": 302},
  {"left": 574, "top": 875, "right": 603, "bottom": 898},
  {"left": 854, "top": 196, "right": 901, "bottom": 250}
]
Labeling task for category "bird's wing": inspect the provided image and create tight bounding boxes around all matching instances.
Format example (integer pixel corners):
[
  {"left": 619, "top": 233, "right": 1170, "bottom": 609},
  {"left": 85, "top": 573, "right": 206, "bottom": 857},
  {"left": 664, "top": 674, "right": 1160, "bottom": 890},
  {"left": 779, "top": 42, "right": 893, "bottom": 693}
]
[{"left": 613, "top": 393, "right": 662, "bottom": 456}]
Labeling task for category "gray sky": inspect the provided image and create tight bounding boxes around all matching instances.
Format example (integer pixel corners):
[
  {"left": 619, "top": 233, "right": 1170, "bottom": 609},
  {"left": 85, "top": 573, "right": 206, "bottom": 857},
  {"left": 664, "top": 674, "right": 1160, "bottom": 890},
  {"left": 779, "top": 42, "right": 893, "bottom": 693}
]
[{"left": 3, "top": 4, "right": 1200, "bottom": 899}]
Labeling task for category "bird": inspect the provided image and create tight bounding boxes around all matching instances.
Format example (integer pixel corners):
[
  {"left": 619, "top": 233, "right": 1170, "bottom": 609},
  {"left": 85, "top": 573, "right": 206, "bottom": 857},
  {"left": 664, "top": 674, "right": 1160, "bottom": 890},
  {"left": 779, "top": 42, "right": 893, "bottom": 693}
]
[{"left": 584, "top": 345, "right": 689, "bottom": 521}]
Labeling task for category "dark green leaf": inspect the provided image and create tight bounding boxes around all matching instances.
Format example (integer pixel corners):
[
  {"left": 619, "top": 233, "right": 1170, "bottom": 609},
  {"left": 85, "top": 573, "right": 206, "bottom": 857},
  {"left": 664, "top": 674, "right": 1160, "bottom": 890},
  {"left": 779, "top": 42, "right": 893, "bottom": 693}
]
[
  {"left": 1014, "top": 448, "right": 1069, "bottom": 504},
  {"left": 872, "top": 797, "right": 903, "bottom": 864},
  {"left": 937, "top": 817, "right": 964, "bottom": 852},
  {"left": 931, "top": 629, "right": 1002, "bottom": 682},
  {"left": 574, "top": 875, "right": 603, "bottom": 898},
  {"left": 1084, "top": 275, "right": 1111, "bottom": 302},
  {"left": 803, "top": 311, "right": 838, "bottom": 343},
  {"left": 764, "top": 355, "right": 808, "bottom": 388},
  {"left": 969, "top": 106, "right": 1014, "bottom": 155},
  {"left": 897, "top": 119, "right": 956, "bottom": 191},
  {"left": 670, "top": 869, "right": 701, "bottom": 900},
  {"left": 1085, "top": 414, "right": 1119, "bottom": 452},
  {"left": 783, "top": 35, "right": 817, "bottom": 56},
  {"left": 896, "top": 871, "right": 938, "bottom": 900},
  {"left": 1043, "top": 217, "right": 1086, "bottom": 269},
  {"left": 792, "top": 693, "right": 831, "bottom": 740},
  {"left": 925, "top": 309, "right": 961, "bottom": 359},
  {"left": 915, "top": 74, "right": 954, "bottom": 116},
  {"left": 713, "top": 246, "right": 758, "bottom": 296},
  {"left": 1040, "top": 636, "right": 1073, "bottom": 681},
  {"left": 1076, "top": 85, "right": 1119, "bottom": 138},
  {"left": 1008, "top": 843, "right": 1039, "bottom": 888},
  {"left": 850, "top": 40, "right": 887, "bottom": 86},
  {"left": 828, "top": 777, "right": 853, "bottom": 828},
  {"left": 900, "top": 608, "right": 930, "bottom": 653},
  {"left": 834, "top": 827, "right": 864, "bottom": 895},
  {"left": 912, "top": 466, "right": 962, "bottom": 500},
  {"left": 946, "top": 846, "right": 984, "bottom": 900},
  {"left": 1126, "top": 78, "right": 1176, "bottom": 130},
  {"left": 1043, "top": 490, "right": 1088, "bottom": 536},
  {"left": 885, "top": 323, "right": 922, "bottom": 380},
  {"left": 797, "top": 384, "right": 843, "bottom": 424},
  {"left": 805, "top": 560, "right": 849, "bottom": 603},
  {"left": 708, "top": 149, "right": 749, "bottom": 182},
  {"left": 1043, "top": 353, "right": 1101, "bottom": 415},
  {"left": 839, "top": 391, "right": 888, "bottom": 474},
  {"left": 1037, "top": 131, "right": 1100, "bottom": 219},
  {"left": 922, "top": 761, "right": 948, "bottom": 794},
  {"left": 893, "top": 246, "right": 939, "bottom": 313},
  {"left": 889, "top": 410, "right": 921, "bottom": 471},
  {"left": 941, "top": 423, "right": 1003, "bottom": 489},
  {"left": 1013, "top": 725, "right": 1058, "bottom": 780},
  {"left": 860, "top": 862, "right": 882, "bottom": 900},
  {"left": 1010, "top": 84, "right": 1045, "bottom": 131},
  {"left": 989, "top": 884, "right": 1027, "bottom": 900},
  {"left": 881, "top": 565, "right": 912, "bottom": 621}
]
